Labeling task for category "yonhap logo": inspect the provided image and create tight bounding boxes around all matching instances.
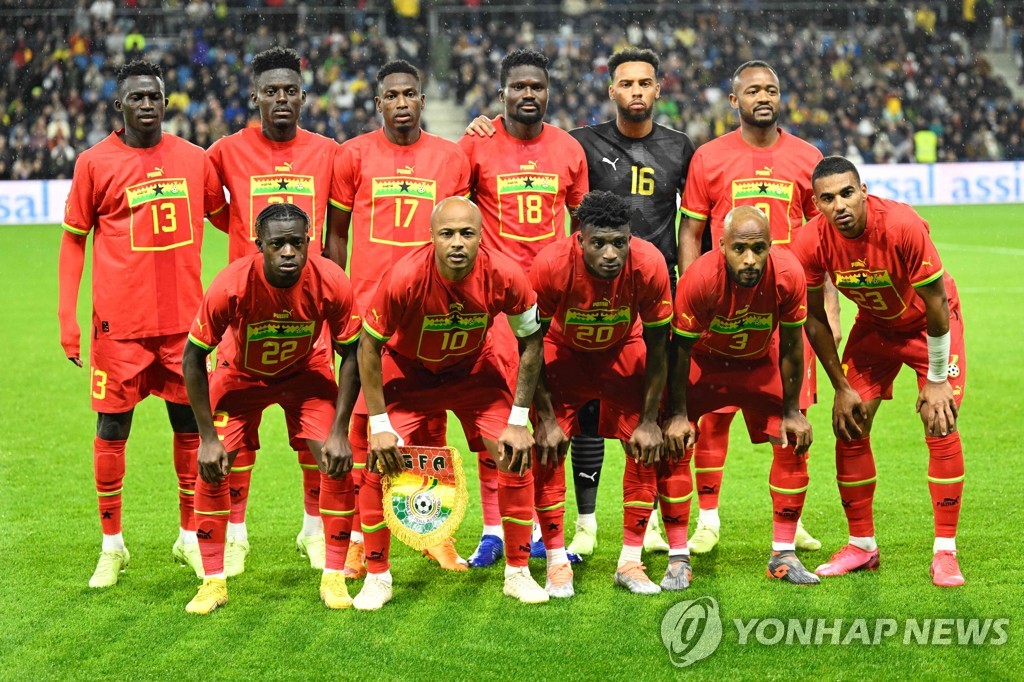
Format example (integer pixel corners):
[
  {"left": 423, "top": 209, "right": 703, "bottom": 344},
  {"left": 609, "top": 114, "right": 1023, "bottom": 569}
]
[{"left": 660, "top": 596, "right": 723, "bottom": 667}]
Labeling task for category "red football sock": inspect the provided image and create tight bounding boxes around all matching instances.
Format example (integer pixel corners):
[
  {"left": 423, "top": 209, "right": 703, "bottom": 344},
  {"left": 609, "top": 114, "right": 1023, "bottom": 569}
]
[
  {"left": 694, "top": 411, "right": 733, "bottom": 509},
  {"left": 836, "top": 437, "right": 876, "bottom": 537},
  {"left": 172, "top": 432, "right": 198, "bottom": 532},
  {"left": 533, "top": 459, "right": 566, "bottom": 550},
  {"left": 195, "top": 477, "right": 229, "bottom": 576},
  {"left": 297, "top": 448, "right": 321, "bottom": 517},
  {"left": 320, "top": 472, "right": 355, "bottom": 571},
  {"left": 622, "top": 457, "right": 657, "bottom": 547},
  {"left": 478, "top": 450, "right": 501, "bottom": 528},
  {"left": 349, "top": 412, "right": 370, "bottom": 536},
  {"left": 497, "top": 470, "right": 534, "bottom": 567},
  {"left": 657, "top": 451, "right": 694, "bottom": 551},
  {"left": 94, "top": 437, "right": 126, "bottom": 535},
  {"left": 927, "top": 433, "right": 964, "bottom": 538},
  {"left": 770, "top": 443, "right": 809, "bottom": 545},
  {"left": 228, "top": 448, "right": 256, "bottom": 524},
  {"left": 359, "top": 470, "right": 391, "bottom": 573}
]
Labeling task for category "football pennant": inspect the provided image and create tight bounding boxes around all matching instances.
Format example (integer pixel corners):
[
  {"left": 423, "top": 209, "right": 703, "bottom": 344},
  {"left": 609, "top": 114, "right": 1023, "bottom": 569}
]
[{"left": 381, "top": 446, "right": 468, "bottom": 551}]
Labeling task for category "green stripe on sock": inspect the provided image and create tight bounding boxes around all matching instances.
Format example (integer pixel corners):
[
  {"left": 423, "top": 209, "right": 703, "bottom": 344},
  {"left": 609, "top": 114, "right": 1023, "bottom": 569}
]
[
  {"left": 659, "top": 491, "right": 693, "bottom": 504},
  {"left": 353, "top": 463, "right": 366, "bottom": 470},
  {"left": 361, "top": 521, "right": 387, "bottom": 533},
  {"left": 320, "top": 508, "right": 356, "bottom": 517},
  {"left": 837, "top": 476, "right": 877, "bottom": 487},
  {"left": 769, "top": 484, "right": 809, "bottom": 495},
  {"left": 299, "top": 464, "right": 319, "bottom": 470},
  {"left": 624, "top": 501, "right": 655, "bottom": 509},
  {"left": 97, "top": 489, "right": 123, "bottom": 498},
  {"left": 178, "top": 488, "right": 195, "bottom": 496},
  {"left": 927, "top": 474, "right": 965, "bottom": 485},
  {"left": 535, "top": 502, "right": 565, "bottom": 512},
  {"left": 230, "top": 464, "right": 255, "bottom": 473},
  {"left": 195, "top": 509, "right": 230, "bottom": 516},
  {"left": 694, "top": 466, "right": 725, "bottom": 473},
  {"left": 501, "top": 516, "right": 533, "bottom": 526}
]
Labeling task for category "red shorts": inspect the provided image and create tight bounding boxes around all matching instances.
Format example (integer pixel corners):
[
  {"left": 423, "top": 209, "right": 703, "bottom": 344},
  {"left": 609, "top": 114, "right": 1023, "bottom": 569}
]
[
  {"left": 209, "top": 367, "right": 338, "bottom": 452},
  {"left": 687, "top": 352, "right": 784, "bottom": 444},
  {"left": 544, "top": 336, "right": 645, "bottom": 442},
  {"left": 842, "top": 304, "right": 967, "bottom": 406},
  {"left": 89, "top": 333, "right": 189, "bottom": 412},
  {"left": 382, "top": 348, "right": 513, "bottom": 444},
  {"left": 708, "top": 332, "right": 816, "bottom": 417}
]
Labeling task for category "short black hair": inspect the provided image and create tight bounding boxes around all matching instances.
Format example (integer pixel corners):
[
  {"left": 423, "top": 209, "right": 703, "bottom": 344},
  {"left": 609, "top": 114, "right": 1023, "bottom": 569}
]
[
  {"left": 376, "top": 59, "right": 420, "bottom": 91},
  {"left": 732, "top": 60, "right": 779, "bottom": 87},
  {"left": 576, "top": 191, "right": 632, "bottom": 232},
  {"left": 607, "top": 48, "right": 659, "bottom": 81},
  {"left": 812, "top": 156, "right": 862, "bottom": 188},
  {"left": 499, "top": 48, "right": 549, "bottom": 87},
  {"left": 116, "top": 60, "right": 162, "bottom": 88},
  {"left": 252, "top": 47, "right": 302, "bottom": 80},
  {"left": 255, "top": 203, "right": 310, "bottom": 239}
]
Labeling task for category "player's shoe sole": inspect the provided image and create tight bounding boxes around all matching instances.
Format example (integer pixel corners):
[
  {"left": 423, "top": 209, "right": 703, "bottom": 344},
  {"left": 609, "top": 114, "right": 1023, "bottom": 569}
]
[
  {"left": 172, "top": 539, "right": 204, "bottom": 579},
  {"left": 815, "top": 544, "right": 880, "bottom": 577},
  {"left": 767, "top": 550, "right": 820, "bottom": 585},
  {"left": 353, "top": 576, "right": 393, "bottom": 611},
  {"left": 89, "top": 547, "right": 130, "bottom": 588},
  {"left": 224, "top": 538, "right": 249, "bottom": 578},
  {"left": 614, "top": 561, "right": 662, "bottom": 595},
  {"left": 320, "top": 572, "right": 354, "bottom": 609},
  {"left": 687, "top": 522, "right": 720, "bottom": 554},
  {"left": 296, "top": 532, "right": 326, "bottom": 571},
  {"left": 504, "top": 567, "right": 550, "bottom": 604},
  {"left": 660, "top": 557, "right": 692, "bottom": 591},
  {"left": 930, "top": 550, "right": 965, "bottom": 587},
  {"left": 185, "top": 578, "right": 228, "bottom": 614},
  {"left": 468, "top": 535, "right": 504, "bottom": 568}
]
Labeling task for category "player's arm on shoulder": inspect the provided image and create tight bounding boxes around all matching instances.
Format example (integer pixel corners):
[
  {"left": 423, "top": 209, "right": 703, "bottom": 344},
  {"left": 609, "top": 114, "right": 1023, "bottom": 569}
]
[
  {"left": 57, "top": 230, "right": 88, "bottom": 366},
  {"left": 464, "top": 115, "right": 496, "bottom": 137},
  {"left": 913, "top": 276, "right": 957, "bottom": 437}
]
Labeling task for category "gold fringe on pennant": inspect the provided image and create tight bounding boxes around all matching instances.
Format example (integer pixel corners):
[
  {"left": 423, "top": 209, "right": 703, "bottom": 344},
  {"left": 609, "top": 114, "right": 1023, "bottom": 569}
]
[{"left": 381, "top": 446, "right": 469, "bottom": 551}]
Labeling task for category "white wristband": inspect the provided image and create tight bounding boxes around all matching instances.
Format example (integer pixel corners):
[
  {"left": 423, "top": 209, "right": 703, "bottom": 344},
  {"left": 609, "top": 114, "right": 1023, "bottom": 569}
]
[
  {"left": 508, "top": 405, "right": 530, "bottom": 427},
  {"left": 926, "top": 331, "right": 951, "bottom": 382},
  {"left": 369, "top": 413, "right": 395, "bottom": 435}
]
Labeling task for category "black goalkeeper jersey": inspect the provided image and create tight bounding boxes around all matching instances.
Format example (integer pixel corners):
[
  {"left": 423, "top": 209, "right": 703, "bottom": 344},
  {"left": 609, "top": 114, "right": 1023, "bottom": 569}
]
[{"left": 569, "top": 121, "right": 695, "bottom": 274}]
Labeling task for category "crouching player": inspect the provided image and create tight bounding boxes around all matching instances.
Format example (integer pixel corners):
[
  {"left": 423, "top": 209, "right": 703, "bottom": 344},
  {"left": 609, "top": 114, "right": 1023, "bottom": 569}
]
[
  {"left": 793, "top": 157, "right": 967, "bottom": 587},
  {"left": 181, "top": 204, "right": 362, "bottom": 614},
  {"left": 663, "top": 206, "right": 819, "bottom": 585},
  {"left": 529, "top": 191, "right": 682, "bottom": 595},
  {"left": 356, "top": 196, "right": 549, "bottom": 609}
]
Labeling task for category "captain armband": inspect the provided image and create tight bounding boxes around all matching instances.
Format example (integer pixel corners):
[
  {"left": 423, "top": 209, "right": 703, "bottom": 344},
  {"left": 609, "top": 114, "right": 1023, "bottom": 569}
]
[{"left": 508, "top": 303, "right": 541, "bottom": 338}]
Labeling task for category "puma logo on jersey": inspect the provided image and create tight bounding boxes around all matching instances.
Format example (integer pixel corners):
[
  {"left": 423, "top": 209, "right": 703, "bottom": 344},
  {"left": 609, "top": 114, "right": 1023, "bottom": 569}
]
[
  {"left": 921, "top": 259, "right": 932, "bottom": 266},
  {"left": 196, "top": 319, "right": 207, "bottom": 331},
  {"left": 661, "top": 300, "right": 672, "bottom": 307},
  {"left": 274, "top": 161, "right": 293, "bottom": 172},
  {"left": 601, "top": 157, "right": 620, "bottom": 170},
  {"left": 396, "top": 165, "right": 415, "bottom": 175},
  {"left": 851, "top": 258, "right": 867, "bottom": 268},
  {"left": 593, "top": 298, "right": 611, "bottom": 308},
  {"left": 272, "top": 310, "right": 292, "bottom": 319},
  {"left": 755, "top": 166, "right": 773, "bottom": 177},
  {"left": 146, "top": 167, "right": 164, "bottom": 178},
  {"left": 735, "top": 305, "right": 750, "bottom": 315},
  {"left": 519, "top": 160, "right": 538, "bottom": 170},
  {"left": 678, "top": 312, "right": 695, "bottom": 325},
  {"left": 449, "top": 302, "right": 465, "bottom": 312},
  {"left": 371, "top": 308, "right": 383, "bottom": 321}
]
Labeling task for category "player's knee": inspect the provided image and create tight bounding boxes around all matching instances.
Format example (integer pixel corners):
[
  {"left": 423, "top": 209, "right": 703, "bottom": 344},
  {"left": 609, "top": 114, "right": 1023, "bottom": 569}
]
[
  {"left": 166, "top": 401, "right": 199, "bottom": 433},
  {"left": 96, "top": 412, "right": 132, "bottom": 441}
]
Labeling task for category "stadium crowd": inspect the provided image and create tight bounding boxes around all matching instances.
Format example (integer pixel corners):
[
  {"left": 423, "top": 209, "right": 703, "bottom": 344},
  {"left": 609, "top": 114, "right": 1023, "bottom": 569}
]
[{"left": 2, "top": 1, "right": 1023, "bottom": 180}]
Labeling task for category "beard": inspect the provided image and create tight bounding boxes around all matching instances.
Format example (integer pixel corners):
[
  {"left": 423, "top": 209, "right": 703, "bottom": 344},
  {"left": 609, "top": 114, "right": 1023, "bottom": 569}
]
[
  {"left": 617, "top": 101, "right": 653, "bottom": 123},
  {"left": 739, "top": 106, "right": 779, "bottom": 129},
  {"left": 725, "top": 260, "right": 763, "bottom": 287},
  {"left": 508, "top": 105, "right": 545, "bottom": 125}
]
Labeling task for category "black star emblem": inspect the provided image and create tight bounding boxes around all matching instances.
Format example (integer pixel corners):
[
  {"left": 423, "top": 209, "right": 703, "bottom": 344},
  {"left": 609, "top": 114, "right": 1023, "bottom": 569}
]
[
  {"left": 276, "top": 324, "right": 286, "bottom": 333},
  {"left": 758, "top": 183, "right": 768, "bottom": 194},
  {"left": 399, "top": 181, "right": 410, "bottom": 192},
  {"left": 857, "top": 274, "right": 868, "bottom": 284},
  {"left": 101, "top": 511, "right": 113, "bottom": 519},
  {"left": 449, "top": 312, "right": 460, "bottom": 323},
  {"left": 153, "top": 184, "right": 163, "bottom": 195},
  {"left": 278, "top": 179, "right": 289, "bottom": 190},
  {"left": 594, "top": 312, "right": 605, "bottom": 322},
  {"left": 524, "top": 177, "right": 534, "bottom": 188},
  {"left": 636, "top": 518, "right": 647, "bottom": 528},
  {"left": 547, "top": 523, "right": 559, "bottom": 532}
]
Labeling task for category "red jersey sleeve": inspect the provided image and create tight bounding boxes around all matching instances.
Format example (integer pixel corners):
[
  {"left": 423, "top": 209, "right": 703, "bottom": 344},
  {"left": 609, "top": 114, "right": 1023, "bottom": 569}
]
[
  {"left": 323, "top": 265, "right": 361, "bottom": 346},
  {"left": 453, "top": 146, "right": 472, "bottom": 198},
  {"left": 638, "top": 251, "right": 673, "bottom": 327},
  {"left": 62, "top": 153, "right": 96, "bottom": 235},
  {"left": 203, "top": 155, "right": 228, "bottom": 217},
  {"left": 565, "top": 140, "right": 589, "bottom": 209},
  {"left": 457, "top": 134, "right": 480, "bottom": 195},
  {"left": 789, "top": 219, "right": 828, "bottom": 290},
  {"left": 188, "top": 270, "right": 235, "bottom": 351},
  {"left": 899, "top": 212, "right": 945, "bottom": 288},
  {"left": 502, "top": 264, "right": 537, "bottom": 317},
  {"left": 329, "top": 140, "right": 357, "bottom": 212},
  {"left": 672, "top": 259, "right": 711, "bottom": 338},
  {"left": 679, "top": 149, "right": 709, "bottom": 221},
  {"left": 362, "top": 267, "right": 405, "bottom": 342},
  {"left": 774, "top": 251, "right": 808, "bottom": 327}
]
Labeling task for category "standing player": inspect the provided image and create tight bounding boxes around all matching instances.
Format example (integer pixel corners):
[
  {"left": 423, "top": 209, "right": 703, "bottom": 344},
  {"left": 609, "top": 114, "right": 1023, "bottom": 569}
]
[
  {"left": 58, "top": 60, "right": 227, "bottom": 587},
  {"left": 326, "top": 59, "right": 471, "bottom": 576},
  {"left": 663, "top": 206, "right": 819, "bottom": 585},
  {"left": 529, "top": 191, "right": 689, "bottom": 595},
  {"left": 459, "top": 48, "right": 588, "bottom": 566},
  {"left": 563, "top": 47, "right": 696, "bottom": 556},
  {"left": 792, "top": 157, "right": 967, "bottom": 587},
  {"left": 678, "top": 60, "right": 831, "bottom": 554},
  {"left": 356, "top": 197, "right": 548, "bottom": 609},
  {"left": 206, "top": 47, "right": 339, "bottom": 574},
  {"left": 182, "top": 204, "right": 362, "bottom": 614}
]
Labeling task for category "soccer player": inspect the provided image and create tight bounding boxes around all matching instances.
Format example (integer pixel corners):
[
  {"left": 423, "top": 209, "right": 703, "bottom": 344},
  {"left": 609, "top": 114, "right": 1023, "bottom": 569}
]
[
  {"left": 355, "top": 196, "right": 548, "bottom": 609},
  {"left": 326, "top": 59, "right": 471, "bottom": 576},
  {"left": 58, "top": 60, "right": 226, "bottom": 587},
  {"left": 792, "top": 157, "right": 967, "bottom": 587},
  {"left": 181, "top": 204, "right": 362, "bottom": 614},
  {"left": 206, "top": 47, "right": 339, "bottom": 574},
  {"left": 678, "top": 60, "right": 830, "bottom": 554},
  {"left": 562, "top": 47, "right": 696, "bottom": 556},
  {"left": 459, "top": 48, "right": 588, "bottom": 566},
  {"left": 663, "top": 206, "right": 819, "bottom": 585},
  {"left": 529, "top": 191, "right": 687, "bottom": 595}
]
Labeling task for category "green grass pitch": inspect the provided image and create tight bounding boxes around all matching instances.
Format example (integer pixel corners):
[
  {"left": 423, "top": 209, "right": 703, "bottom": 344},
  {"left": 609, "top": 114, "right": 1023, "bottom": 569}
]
[{"left": 1, "top": 204, "right": 1021, "bottom": 680}]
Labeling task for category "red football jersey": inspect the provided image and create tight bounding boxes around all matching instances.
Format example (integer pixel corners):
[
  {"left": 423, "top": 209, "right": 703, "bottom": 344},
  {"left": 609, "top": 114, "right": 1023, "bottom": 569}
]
[
  {"left": 458, "top": 117, "right": 589, "bottom": 272},
  {"left": 207, "top": 127, "right": 337, "bottom": 262},
  {"left": 62, "top": 131, "right": 226, "bottom": 340},
  {"left": 188, "top": 253, "right": 361, "bottom": 380},
  {"left": 680, "top": 129, "right": 822, "bottom": 247},
  {"left": 530, "top": 235, "right": 672, "bottom": 352},
  {"left": 362, "top": 244, "right": 536, "bottom": 374},
  {"left": 673, "top": 248, "right": 807, "bottom": 359},
  {"left": 791, "top": 194, "right": 955, "bottom": 333},
  {"left": 330, "top": 128, "right": 471, "bottom": 308}
]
